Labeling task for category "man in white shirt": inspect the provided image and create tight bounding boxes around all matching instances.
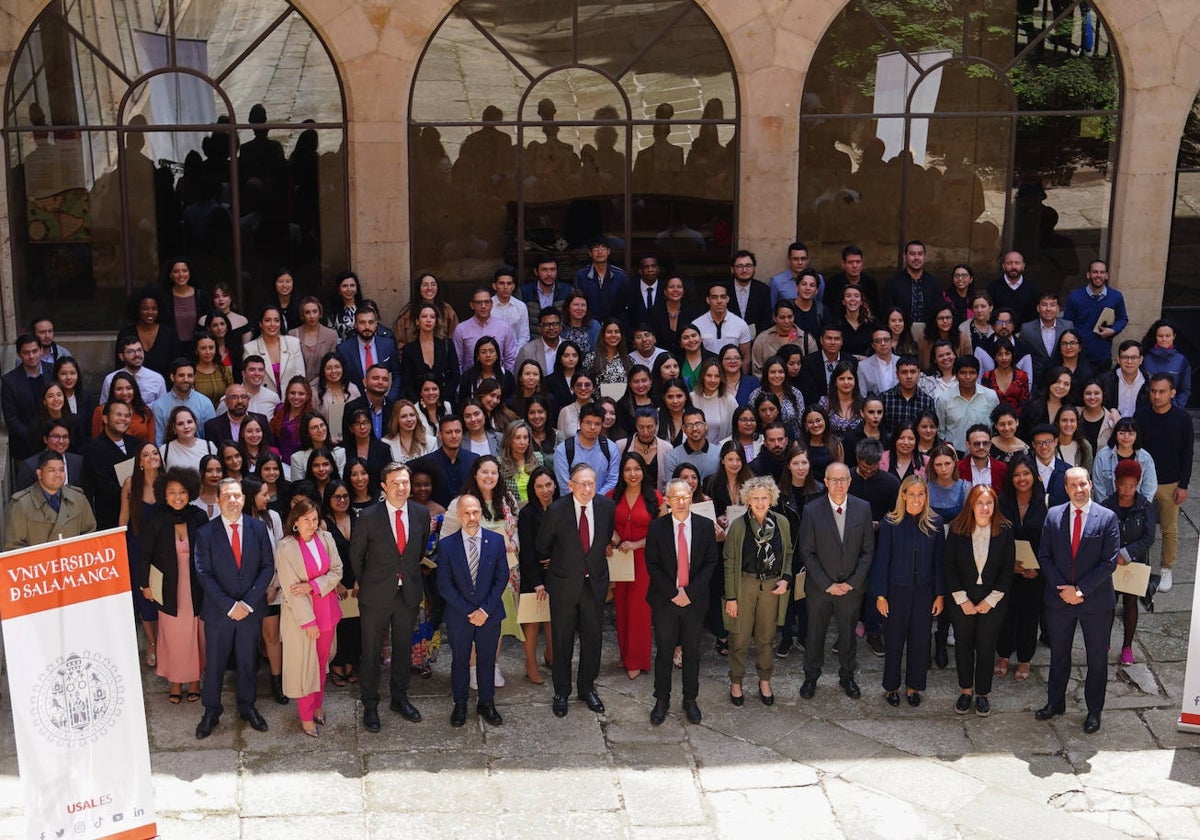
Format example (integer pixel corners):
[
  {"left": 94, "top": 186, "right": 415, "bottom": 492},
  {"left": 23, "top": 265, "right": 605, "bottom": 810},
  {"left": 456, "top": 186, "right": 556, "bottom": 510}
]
[
  {"left": 629, "top": 324, "right": 666, "bottom": 368},
  {"left": 151, "top": 358, "right": 217, "bottom": 443},
  {"left": 692, "top": 281, "right": 752, "bottom": 367},
  {"left": 490, "top": 267, "right": 530, "bottom": 347},
  {"left": 100, "top": 337, "right": 168, "bottom": 403},
  {"left": 936, "top": 355, "right": 999, "bottom": 453},
  {"left": 1104, "top": 340, "right": 1147, "bottom": 417},
  {"left": 215, "top": 356, "right": 281, "bottom": 417},
  {"left": 857, "top": 327, "right": 899, "bottom": 397}
]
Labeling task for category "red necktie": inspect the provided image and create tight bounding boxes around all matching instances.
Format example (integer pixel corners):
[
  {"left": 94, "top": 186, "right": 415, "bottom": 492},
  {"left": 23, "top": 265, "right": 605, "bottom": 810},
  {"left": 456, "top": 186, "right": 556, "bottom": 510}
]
[
  {"left": 230, "top": 522, "right": 242, "bottom": 570},
  {"left": 1071, "top": 507, "right": 1082, "bottom": 566},
  {"left": 364, "top": 342, "right": 374, "bottom": 369},
  {"left": 395, "top": 509, "right": 406, "bottom": 586},
  {"left": 676, "top": 521, "right": 689, "bottom": 588},
  {"left": 579, "top": 505, "right": 590, "bottom": 552}
]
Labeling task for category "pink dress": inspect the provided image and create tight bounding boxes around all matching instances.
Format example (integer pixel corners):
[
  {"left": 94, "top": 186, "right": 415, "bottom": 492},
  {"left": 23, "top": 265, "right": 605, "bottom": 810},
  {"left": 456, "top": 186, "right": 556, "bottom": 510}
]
[{"left": 156, "top": 530, "right": 204, "bottom": 683}]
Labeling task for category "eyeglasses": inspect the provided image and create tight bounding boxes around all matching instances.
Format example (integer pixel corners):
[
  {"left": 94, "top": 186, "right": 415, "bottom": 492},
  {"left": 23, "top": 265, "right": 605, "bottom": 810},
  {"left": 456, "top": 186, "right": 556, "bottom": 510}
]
[
  {"left": 1033, "top": 439, "right": 1056, "bottom": 447},
  {"left": 331, "top": 494, "right": 350, "bottom": 501},
  {"left": 1060, "top": 340, "right": 1080, "bottom": 347},
  {"left": 472, "top": 299, "right": 493, "bottom": 306},
  {"left": 683, "top": 421, "right": 706, "bottom": 429},
  {"left": 826, "top": 477, "right": 850, "bottom": 484},
  {"left": 1118, "top": 355, "right": 1141, "bottom": 361}
]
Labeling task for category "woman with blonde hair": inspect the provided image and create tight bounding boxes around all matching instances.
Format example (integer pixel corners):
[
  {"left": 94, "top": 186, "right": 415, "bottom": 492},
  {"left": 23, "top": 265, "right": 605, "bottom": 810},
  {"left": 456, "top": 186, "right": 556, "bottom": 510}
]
[
  {"left": 277, "top": 497, "right": 343, "bottom": 737},
  {"left": 383, "top": 399, "right": 432, "bottom": 463},
  {"left": 872, "top": 476, "right": 945, "bottom": 707},
  {"left": 723, "top": 476, "right": 791, "bottom": 706}
]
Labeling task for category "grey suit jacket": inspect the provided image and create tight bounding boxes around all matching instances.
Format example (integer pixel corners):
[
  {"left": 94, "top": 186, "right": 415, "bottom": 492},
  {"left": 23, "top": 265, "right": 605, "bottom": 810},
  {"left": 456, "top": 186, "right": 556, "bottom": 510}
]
[
  {"left": 798, "top": 494, "right": 875, "bottom": 596},
  {"left": 1019, "top": 317, "right": 1073, "bottom": 379}
]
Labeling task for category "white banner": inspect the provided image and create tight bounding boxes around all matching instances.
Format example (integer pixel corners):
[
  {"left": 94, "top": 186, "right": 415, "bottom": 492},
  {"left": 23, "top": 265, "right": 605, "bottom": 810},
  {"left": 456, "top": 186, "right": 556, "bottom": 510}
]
[
  {"left": 1, "top": 527, "right": 157, "bottom": 839},
  {"left": 1179, "top": 537, "right": 1200, "bottom": 733}
]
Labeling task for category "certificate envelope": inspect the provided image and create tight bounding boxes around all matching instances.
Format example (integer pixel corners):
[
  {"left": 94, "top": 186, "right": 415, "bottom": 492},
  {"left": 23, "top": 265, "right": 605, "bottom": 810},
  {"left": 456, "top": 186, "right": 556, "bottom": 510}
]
[
  {"left": 114, "top": 456, "right": 135, "bottom": 488},
  {"left": 608, "top": 548, "right": 635, "bottom": 581},
  {"left": 724, "top": 505, "right": 747, "bottom": 523},
  {"left": 340, "top": 593, "right": 361, "bottom": 618},
  {"left": 1093, "top": 306, "right": 1117, "bottom": 333},
  {"left": 599, "top": 382, "right": 627, "bottom": 401},
  {"left": 793, "top": 569, "right": 806, "bottom": 600},
  {"left": 1113, "top": 562, "right": 1151, "bottom": 596},
  {"left": 517, "top": 592, "right": 551, "bottom": 623},
  {"left": 691, "top": 500, "right": 717, "bottom": 521},
  {"left": 1015, "top": 540, "right": 1040, "bottom": 570}
]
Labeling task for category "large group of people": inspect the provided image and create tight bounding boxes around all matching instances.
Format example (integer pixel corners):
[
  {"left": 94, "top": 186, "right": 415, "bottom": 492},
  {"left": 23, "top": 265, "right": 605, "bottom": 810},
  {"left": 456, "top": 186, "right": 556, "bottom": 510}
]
[{"left": 1, "top": 242, "right": 1191, "bottom": 736}]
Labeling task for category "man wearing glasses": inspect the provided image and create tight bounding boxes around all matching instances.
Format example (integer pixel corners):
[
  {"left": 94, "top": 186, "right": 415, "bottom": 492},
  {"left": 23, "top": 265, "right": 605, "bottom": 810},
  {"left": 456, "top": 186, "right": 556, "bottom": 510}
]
[
  {"left": 975, "top": 307, "right": 1034, "bottom": 385},
  {"left": 727, "top": 249, "right": 774, "bottom": 334},
  {"left": 957, "top": 425, "right": 1008, "bottom": 488},
  {"left": 515, "top": 308, "right": 563, "bottom": 374},
  {"left": 664, "top": 408, "right": 721, "bottom": 481},
  {"left": 858, "top": 327, "right": 899, "bottom": 397},
  {"left": 1020, "top": 290, "right": 1074, "bottom": 387},
  {"left": 1029, "top": 424, "right": 1070, "bottom": 507},
  {"left": 452, "top": 286, "right": 517, "bottom": 372}
]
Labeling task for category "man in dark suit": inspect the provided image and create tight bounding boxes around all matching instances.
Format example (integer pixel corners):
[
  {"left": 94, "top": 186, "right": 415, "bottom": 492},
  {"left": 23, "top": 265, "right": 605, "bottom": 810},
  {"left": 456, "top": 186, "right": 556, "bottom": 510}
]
[
  {"left": 336, "top": 307, "right": 400, "bottom": 400},
  {"left": 204, "top": 383, "right": 274, "bottom": 447},
  {"left": 534, "top": 463, "right": 615, "bottom": 717},
  {"left": 348, "top": 462, "right": 432, "bottom": 732},
  {"left": 15, "top": 420, "right": 84, "bottom": 491},
  {"left": 798, "top": 462, "right": 875, "bottom": 700},
  {"left": 83, "top": 400, "right": 142, "bottom": 529},
  {"left": 1029, "top": 425, "right": 1070, "bottom": 507},
  {"left": 726, "top": 250, "right": 773, "bottom": 334},
  {"left": 800, "top": 324, "right": 856, "bottom": 405},
  {"left": 194, "top": 479, "right": 275, "bottom": 738},
  {"left": 436, "top": 494, "right": 509, "bottom": 728},
  {"left": 644, "top": 477, "right": 719, "bottom": 725},
  {"left": 341, "top": 364, "right": 396, "bottom": 443},
  {"left": 1, "top": 332, "right": 52, "bottom": 461},
  {"left": 1019, "top": 290, "right": 1073, "bottom": 388},
  {"left": 1035, "top": 467, "right": 1120, "bottom": 734}
]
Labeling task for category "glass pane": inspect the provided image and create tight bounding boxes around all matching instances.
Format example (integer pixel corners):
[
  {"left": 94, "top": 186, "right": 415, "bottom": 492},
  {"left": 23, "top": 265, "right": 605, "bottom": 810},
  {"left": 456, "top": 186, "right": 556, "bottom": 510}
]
[
  {"left": 522, "top": 68, "right": 625, "bottom": 123},
  {"left": 800, "top": 4, "right": 891, "bottom": 115},
  {"left": 176, "top": 0, "right": 294, "bottom": 80},
  {"left": 128, "top": 72, "right": 227, "bottom": 126},
  {"left": 1010, "top": 16, "right": 1118, "bottom": 111},
  {"left": 857, "top": 0, "right": 964, "bottom": 56},
  {"left": 912, "top": 62, "right": 1011, "bottom": 114},
  {"left": 632, "top": 124, "right": 733, "bottom": 292},
  {"left": 618, "top": 7, "right": 736, "bottom": 122},
  {"left": 1013, "top": 114, "right": 1113, "bottom": 298},
  {"left": 60, "top": 0, "right": 151, "bottom": 82},
  {"left": 1180, "top": 94, "right": 1200, "bottom": 169},
  {"left": 576, "top": 0, "right": 688, "bottom": 76},
  {"left": 1165, "top": 171, "right": 1200, "bottom": 308},
  {"left": 458, "top": 0, "right": 573, "bottom": 78},
  {"left": 9, "top": 129, "right": 127, "bottom": 331},
  {"left": 411, "top": 124, "right": 515, "bottom": 287},
  {"left": 411, "top": 9, "right": 526, "bottom": 123}
]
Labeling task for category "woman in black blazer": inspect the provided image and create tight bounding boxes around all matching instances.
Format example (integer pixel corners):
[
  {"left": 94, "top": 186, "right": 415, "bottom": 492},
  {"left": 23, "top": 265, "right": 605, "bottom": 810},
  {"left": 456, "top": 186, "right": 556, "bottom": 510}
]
[
  {"left": 399, "top": 301, "right": 459, "bottom": 401},
  {"left": 517, "top": 466, "right": 559, "bottom": 684},
  {"left": 944, "top": 484, "right": 1014, "bottom": 717}
]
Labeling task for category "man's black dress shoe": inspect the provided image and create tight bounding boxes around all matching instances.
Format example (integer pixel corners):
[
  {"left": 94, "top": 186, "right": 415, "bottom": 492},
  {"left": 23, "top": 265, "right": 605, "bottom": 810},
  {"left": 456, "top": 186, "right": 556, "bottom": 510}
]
[
  {"left": 1083, "top": 712, "right": 1102, "bottom": 734},
  {"left": 241, "top": 707, "right": 268, "bottom": 731},
  {"left": 1034, "top": 701, "right": 1066, "bottom": 721},
  {"left": 839, "top": 678, "right": 861, "bottom": 700},
  {"left": 450, "top": 703, "right": 467, "bottom": 728},
  {"left": 195, "top": 713, "right": 219, "bottom": 739},
  {"left": 362, "top": 707, "right": 381, "bottom": 732},
  {"left": 390, "top": 697, "right": 422, "bottom": 722},
  {"left": 552, "top": 695, "right": 569, "bottom": 717},
  {"left": 478, "top": 701, "right": 503, "bottom": 726},
  {"left": 650, "top": 699, "right": 668, "bottom": 725},
  {"left": 682, "top": 699, "right": 702, "bottom": 724},
  {"left": 799, "top": 678, "right": 817, "bottom": 700},
  {"left": 907, "top": 691, "right": 921, "bottom": 708},
  {"left": 974, "top": 695, "right": 990, "bottom": 717},
  {"left": 885, "top": 690, "right": 900, "bottom": 707},
  {"left": 579, "top": 690, "right": 605, "bottom": 713}
]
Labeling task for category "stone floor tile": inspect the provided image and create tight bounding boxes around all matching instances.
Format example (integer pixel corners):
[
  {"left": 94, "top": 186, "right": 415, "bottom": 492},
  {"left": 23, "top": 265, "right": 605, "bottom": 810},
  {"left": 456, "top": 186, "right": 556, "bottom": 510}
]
[
  {"left": 370, "top": 811, "right": 502, "bottom": 839},
  {"left": 688, "top": 725, "right": 819, "bottom": 790},
  {"left": 708, "top": 785, "right": 841, "bottom": 837},
  {"left": 152, "top": 814, "right": 241, "bottom": 839},
  {"left": 962, "top": 709, "right": 1065, "bottom": 755},
  {"left": 616, "top": 763, "right": 707, "bottom": 826},
  {"left": 836, "top": 714, "right": 974, "bottom": 758},
  {"left": 150, "top": 749, "right": 239, "bottom": 813},
  {"left": 242, "top": 813, "right": 367, "bottom": 839},
  {"left": 487, "top": 754, "right": 622, "bottom": 812},
  {"left": 482, "top": 702, "right": 609, "bottom": 756},
  {"left": 239, "top": 749, "right": 364, "bottom": 817},
  {"left": 364, "top": 750, "right": 497, "bottom": 812},
  {"left": 493, "top": 811, "right": 628, "bottom": 839},
  {"left": 823, "top": 775, "right": 961, "bottom": 840}
]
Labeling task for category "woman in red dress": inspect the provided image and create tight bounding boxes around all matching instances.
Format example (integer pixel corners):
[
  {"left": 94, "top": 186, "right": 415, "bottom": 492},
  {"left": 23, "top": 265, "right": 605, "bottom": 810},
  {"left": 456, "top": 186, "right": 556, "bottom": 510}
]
[{"left": 607, "top": 452, "right": 662, "bottom": 680}]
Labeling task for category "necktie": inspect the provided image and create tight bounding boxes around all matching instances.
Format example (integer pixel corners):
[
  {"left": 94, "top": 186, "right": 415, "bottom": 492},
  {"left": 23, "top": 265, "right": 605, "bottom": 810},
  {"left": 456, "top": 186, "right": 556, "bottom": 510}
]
[
  {"left": 579, "top": 505, "right": 590, "bottom": 552},
  {"left": 467, "top": 535, "right": 479, "bottom": 586},
  {"left": 364, "top": 342, "right": 374, "bottom": 368},
  {"left": 230, "top": 522, "right": 242, "bottom": 569},
  {"left": 395, "top": 509, "right": 407, "bottom": 556},
  {"left": 835, "top": 506, "right": 845, "bottom": 540},
  {"left": 676, "top": 521, "right": 690, "bottom": 588},
  {"left": 646, "top": 287, "right": 654, "bottom": 311},
  {"left": 1071, "top": 508, "right": 1082, "bottom": 564},
  {"left": 715, "top": 320, "right": 723, "bottom": 339}
]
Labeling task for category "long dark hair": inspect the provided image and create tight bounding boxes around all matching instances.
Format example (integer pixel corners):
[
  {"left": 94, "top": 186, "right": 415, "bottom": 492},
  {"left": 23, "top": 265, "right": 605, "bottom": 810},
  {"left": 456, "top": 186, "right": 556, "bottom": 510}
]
[
  {"left": 613, "top": 452, "right": 658, "bottom": 519},
  {"left": 108, "top": 371, "right": 153, "bottom": 422},
  {"left": 462, "top": 455, "right": 516, "bottom": 522}
]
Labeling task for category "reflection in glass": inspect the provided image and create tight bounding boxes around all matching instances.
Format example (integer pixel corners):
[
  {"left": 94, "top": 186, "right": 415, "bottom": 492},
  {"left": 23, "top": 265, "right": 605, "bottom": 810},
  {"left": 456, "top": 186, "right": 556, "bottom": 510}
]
[
  {"left": 458, "top": 0, "right": 574, "bottom": 78},
  {"left": 1166, "top": 97, "right": 1200, "bottom": 309},
  {"left": 410, "top": 10, "right": 527, "bottom": 122}
]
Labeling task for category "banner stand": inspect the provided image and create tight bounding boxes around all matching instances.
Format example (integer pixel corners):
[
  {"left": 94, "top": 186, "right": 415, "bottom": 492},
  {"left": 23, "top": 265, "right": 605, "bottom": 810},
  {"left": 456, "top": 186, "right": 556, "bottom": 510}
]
[{"left": 1177, "top": 536, "right": 1200, "bottom": 733}]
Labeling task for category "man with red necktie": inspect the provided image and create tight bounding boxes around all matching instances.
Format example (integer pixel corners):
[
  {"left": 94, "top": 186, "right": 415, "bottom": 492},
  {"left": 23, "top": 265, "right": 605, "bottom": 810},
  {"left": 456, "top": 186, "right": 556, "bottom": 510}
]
[
  {"left": 644, "top": 478, "right": 719, "bottom": 725},
  {"left": 349, "top": 462, "right": 432, "bottom": 733},
  {"left": 1035, "top": 467, "right": 1120, "bottom": 734}
]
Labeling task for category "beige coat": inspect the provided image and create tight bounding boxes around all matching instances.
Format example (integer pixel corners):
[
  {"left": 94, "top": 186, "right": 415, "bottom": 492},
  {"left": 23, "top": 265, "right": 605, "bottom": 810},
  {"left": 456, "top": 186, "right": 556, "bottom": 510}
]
[
  {"left": 3, "top": 484, "right": 96, "bottom": 550},
  {"left": 277, "top": 530, "right": 343, "bottom": 698}
]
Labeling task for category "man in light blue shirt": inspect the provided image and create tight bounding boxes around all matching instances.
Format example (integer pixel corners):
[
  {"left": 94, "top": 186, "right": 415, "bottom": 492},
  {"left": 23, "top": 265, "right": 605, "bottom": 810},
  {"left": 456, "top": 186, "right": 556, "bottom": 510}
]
[
  {"left": 553, "top": 404, "right": 619, "bottom": 494},
  {"left": 664, "top": 407, "right": 721, "bottom": 481},
  {"left": 152, "top": 357, "right": 217, "bottom": 443},
  {"left": 769, "top": 241, "right": 825, "bottom": 307},
  {"left": 935, "top": 355, "right": 999, "bottom": 453}
]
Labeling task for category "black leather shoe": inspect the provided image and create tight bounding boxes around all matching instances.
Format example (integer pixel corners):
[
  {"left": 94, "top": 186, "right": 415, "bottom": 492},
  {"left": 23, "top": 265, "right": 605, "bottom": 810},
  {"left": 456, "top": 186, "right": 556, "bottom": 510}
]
[
  {"left": 579, "top": 690, "right": 605, "bottom": 713},
  {"left": 955, "top": 693, "right": 972, "bottom": 714},
  {"left": 650, "top": 699, "right": 668, "bottom": 725},
  {"left": 729, "top": 687, "right": 744, "bottom": 707},
  {"left": 241, "top": 707, "right": 268, "bottom": 731},
  {"left": 974, "top": 695, "right": 990, "bottom": 717},
  {"left": 839, "top": 678, "right": 861, "bottom": 700},
  {"left": 907, "top": 691, "right": 921, "bottom": 708},
  {"left": 195, "top": 713, "right": 219, "bottom": 739},
  {"left": 362, "top": 707, "right": 381, "bottom": 732},
  {"left": 759, "top": 690, "right": 775, "bottom": 707},
  {"left": 934, "top": 645, "right": 949, "bottom": 669},
  {"left": 1083, "top": 713, "right": 1102, "bottom": 734},
  {"left": 450, "top": 703, "right": 467, "bottom": 728},
  {"left": 477, "top": 701, "right": 503, "bottom": 726},
  {"left": 799, "top": 678, "right": 817, "bottom": 700},
  {"left": 389, "top": 697, "right": 422, "bottom": 722},
  {"left": 552, "top": 695, "right": 569, "bottom": 717},
  {"left": 1035, "top": 701, "right": 1066, "bottom": 721},
  {"left": 885, "top": 690, "right": 900, "bottom": 707},
  {"left": 776, "top": 636, "right": 793, "bottom": 658},
  {"left": 682, "top": 699, "right": 702, "bottom": 724},
  {"left": 270, "top": 674, "right": 288, "bottom": 705}
]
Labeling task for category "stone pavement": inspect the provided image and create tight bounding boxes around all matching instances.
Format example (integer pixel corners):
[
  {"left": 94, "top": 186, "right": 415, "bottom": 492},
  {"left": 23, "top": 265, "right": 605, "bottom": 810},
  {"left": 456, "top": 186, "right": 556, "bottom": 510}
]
[{"left": 2, "top": 483, "right": 1199, "bottom": 838}]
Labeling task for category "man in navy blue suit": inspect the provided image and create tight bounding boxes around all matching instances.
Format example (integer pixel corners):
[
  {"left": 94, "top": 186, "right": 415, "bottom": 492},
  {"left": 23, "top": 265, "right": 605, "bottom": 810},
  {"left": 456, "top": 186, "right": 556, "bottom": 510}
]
[
  {"left": 336, "top": 306, "right": 400, "bottom": 400},
  {"left": 1035, "top": 467, "right": 1120, "bottom": 734},
  {"left": 194, "top": 478, "right": 276, "bottom": 738},
  {"left": 436, "top": 494, "right": 510, "bottom": 728}
]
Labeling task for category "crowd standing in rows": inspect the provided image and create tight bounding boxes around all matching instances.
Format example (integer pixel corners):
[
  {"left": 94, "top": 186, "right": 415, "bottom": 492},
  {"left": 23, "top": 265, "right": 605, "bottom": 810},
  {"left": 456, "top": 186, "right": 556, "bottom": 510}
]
[{"left": 2, "top": 242, "right": 1192, "bottom": 736}]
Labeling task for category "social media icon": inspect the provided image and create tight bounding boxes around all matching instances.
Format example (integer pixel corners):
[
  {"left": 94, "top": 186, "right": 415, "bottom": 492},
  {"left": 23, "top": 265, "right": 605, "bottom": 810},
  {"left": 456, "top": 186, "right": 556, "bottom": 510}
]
[{"left": 113, "top": 812, "right": 124, "bottom": 823}]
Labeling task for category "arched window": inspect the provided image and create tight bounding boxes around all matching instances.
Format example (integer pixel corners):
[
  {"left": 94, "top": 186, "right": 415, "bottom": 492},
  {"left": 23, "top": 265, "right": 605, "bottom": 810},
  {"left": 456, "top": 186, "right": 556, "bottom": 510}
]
[
  {"left": 409, "top": 0, "right": 738, "bottom": 302},
  {"left": 3, "top": 0, "right": 349, "bottom": 331},
  {"left": 1167, "top": 93, "right": 1200, "bottom": 310},
  {"left": 799, "top": 0, "right": 1121, "bottom": 295}
]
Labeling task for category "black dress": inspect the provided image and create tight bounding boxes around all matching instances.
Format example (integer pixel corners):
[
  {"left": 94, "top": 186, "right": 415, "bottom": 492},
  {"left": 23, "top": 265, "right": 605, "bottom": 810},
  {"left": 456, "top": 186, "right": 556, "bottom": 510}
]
[{"left": 326, "top": 512, "right": 361, "bottom": 668}]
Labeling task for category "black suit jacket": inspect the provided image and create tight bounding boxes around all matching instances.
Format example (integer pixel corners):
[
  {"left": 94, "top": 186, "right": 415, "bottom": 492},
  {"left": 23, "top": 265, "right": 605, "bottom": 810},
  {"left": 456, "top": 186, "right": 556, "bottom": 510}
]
[
  {"left": 798, "top": 495, "right": 875, "bottom": 595},
  {"left": 800, "top": 351, "right": 856, "bottom": 405},
  {"left": 644, "top": 513, "right": 719, "bottom": 611},
  {"left": 348, "top": 500, "right": 432, "bottom": 612},
  {"left": 944, "top": 526, "right": 1015, "bottom": 606},
  {"left": 203, "top": 411, "right": 274, "bottom": 447},
  {"left": 535, "top": 494, "right": 616, "bottom": 605},
  {"left": 16, "top": 451, "right": 85, "bottom": 491},
  {"left": 83, "top": 433, "right": 143, "bottom": 528},
  {"left": 724, "top": 278, "right": 773, "bottom": 334},
  {"left": 341, "top": 395, "right": 396, "bottom": 444},
  {"left": 399, "top": 337, "right": 459, "bottom": 402},
  {"left": 2, "top": 363, "right": 52, "bottom": 460}
]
